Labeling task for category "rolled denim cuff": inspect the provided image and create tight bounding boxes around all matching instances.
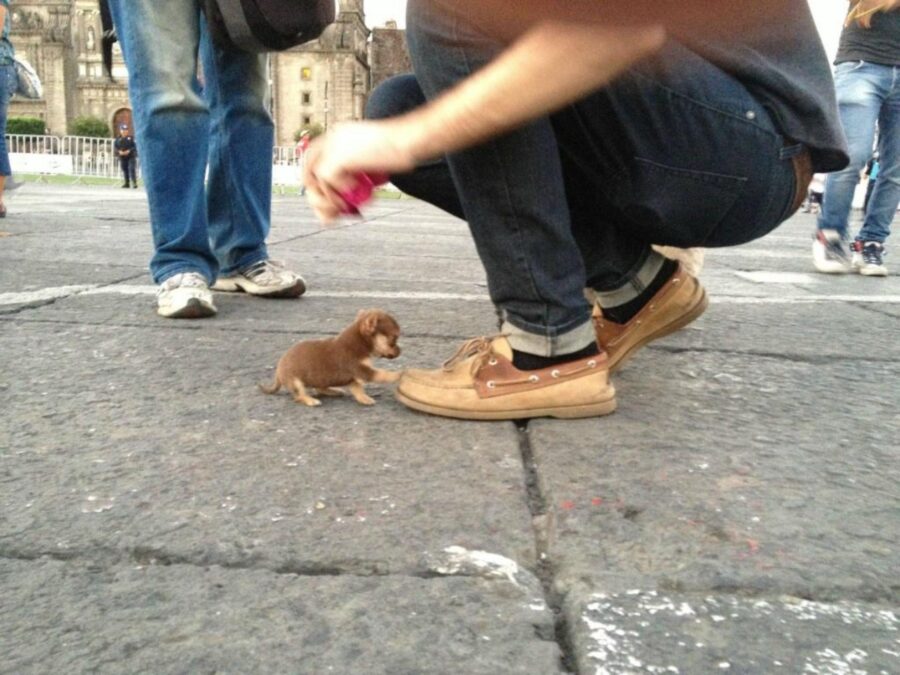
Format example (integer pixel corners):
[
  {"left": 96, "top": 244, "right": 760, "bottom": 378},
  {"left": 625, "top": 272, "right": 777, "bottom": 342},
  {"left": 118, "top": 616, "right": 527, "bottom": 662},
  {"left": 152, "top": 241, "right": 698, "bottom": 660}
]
[{"left": 501, "top": 319, "right": 597, "bottom": 358}]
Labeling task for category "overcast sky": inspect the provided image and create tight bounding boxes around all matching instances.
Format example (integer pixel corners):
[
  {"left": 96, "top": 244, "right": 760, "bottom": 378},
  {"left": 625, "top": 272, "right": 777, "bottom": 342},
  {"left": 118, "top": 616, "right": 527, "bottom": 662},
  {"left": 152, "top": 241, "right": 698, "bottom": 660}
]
[{"left": 365, "top": 1, "right": 849, "bottom": 61}]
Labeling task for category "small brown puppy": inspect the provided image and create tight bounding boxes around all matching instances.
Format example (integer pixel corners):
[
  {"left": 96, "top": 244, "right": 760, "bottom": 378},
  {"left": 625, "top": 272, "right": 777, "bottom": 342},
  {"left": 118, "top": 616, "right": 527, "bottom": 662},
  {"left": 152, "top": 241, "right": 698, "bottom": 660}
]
[{"left": 260, "top": 309, "right": 402, "bottom": 406}]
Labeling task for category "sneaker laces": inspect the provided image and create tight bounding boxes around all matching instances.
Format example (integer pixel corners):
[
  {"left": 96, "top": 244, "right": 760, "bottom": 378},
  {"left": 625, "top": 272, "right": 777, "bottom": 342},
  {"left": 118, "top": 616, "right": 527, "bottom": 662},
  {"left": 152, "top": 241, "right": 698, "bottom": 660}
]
[
  {"left": 242, "top": 259, "right": 293, "bottom": 283},
  {"left": 819, "top": 231, "right": 850, "bottom": 261},
  {"left": 862, "top": 242, "right": 885, "bottom": 265},
  {"left": 158, "top": 272, "right": 208, "bottom": 296}
]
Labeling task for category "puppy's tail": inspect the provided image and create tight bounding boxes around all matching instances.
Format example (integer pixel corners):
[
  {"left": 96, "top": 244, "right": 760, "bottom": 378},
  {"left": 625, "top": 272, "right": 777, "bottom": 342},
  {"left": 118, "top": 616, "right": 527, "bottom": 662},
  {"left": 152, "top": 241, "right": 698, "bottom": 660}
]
[{"left": 258, "top": 378, "right": 281, "bottom": 395}]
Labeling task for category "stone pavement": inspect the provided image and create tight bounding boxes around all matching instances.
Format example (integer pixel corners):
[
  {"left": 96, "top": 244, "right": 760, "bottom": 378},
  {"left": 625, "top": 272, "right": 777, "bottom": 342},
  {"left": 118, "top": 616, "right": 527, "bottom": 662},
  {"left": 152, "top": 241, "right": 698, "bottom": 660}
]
[{"left": 1, "top": 184, "right": 898, "bottom": 674}]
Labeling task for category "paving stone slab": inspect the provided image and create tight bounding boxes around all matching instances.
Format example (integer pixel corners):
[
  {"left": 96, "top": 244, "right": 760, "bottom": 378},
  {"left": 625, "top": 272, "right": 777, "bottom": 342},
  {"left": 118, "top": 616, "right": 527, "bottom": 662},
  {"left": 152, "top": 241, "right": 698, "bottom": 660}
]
[
  {"left": 567, "top": 589, "right": 899, "bottom": 675},
  {"left": 528, "top": 352, "right": 899, "bottom": 601},
  {"left": 640, "top": 300, "right": 898, "bottom": 363},
  {"left": 1, "top": 325, "right": 535, "bottom": 575},
  {"left": 1, "top": 558, "right": 560, "bottom": 674}
]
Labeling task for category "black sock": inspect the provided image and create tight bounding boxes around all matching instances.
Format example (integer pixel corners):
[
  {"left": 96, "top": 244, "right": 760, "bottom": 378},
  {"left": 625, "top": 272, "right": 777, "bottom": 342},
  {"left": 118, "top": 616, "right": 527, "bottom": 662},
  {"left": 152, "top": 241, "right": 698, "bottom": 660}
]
[
  {"left": 512, "top": 342, "right": 599, "bottom": 371},
  {"left": 599, "top": 257, "right": 678, "bottom": 324}
]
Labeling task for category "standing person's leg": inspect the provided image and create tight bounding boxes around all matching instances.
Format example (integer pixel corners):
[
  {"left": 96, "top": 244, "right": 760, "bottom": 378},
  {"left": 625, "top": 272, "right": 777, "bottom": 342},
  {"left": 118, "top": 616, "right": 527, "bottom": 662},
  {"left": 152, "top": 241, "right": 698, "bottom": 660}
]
[
  {"left": 202, "top": 23, "right": 305, "bottom": 298},
  {"left": 854, "top": 80, "right": 900, "bottom": 276},
  {"left": 815, "top": 63, "right": 887, "bottom": 273},
  {"left": 107, "top": 0, "right": 217, "bottom": 318},
  {"left": 119, "top": 157, "right": 130, "bottom": 187},
  {"left": 0, "top": 62, "right": 13, "bottom": 217},
  {"left": 863, "top": 176, "right": 876, "bottom": 214}
]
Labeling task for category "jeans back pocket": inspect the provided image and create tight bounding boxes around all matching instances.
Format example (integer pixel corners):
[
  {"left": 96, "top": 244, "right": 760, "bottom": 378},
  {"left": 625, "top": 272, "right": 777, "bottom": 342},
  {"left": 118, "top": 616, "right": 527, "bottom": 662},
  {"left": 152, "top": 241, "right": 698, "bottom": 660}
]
[{"left": 615, "top": 157, "right": 748, "bottom": 248}]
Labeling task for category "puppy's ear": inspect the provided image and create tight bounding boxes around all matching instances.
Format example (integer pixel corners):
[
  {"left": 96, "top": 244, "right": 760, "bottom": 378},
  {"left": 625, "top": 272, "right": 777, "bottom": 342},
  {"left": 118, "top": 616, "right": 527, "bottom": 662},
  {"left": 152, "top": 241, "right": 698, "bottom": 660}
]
[{"left": 359, "top": 310, "right": 378, "bottom": 336}]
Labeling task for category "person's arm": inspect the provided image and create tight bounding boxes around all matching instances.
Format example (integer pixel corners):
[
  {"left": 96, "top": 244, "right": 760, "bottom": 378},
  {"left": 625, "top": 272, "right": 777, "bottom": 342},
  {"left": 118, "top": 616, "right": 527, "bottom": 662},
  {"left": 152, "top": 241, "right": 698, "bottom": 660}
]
[
  {"left": 303, "top": 0, "right": 795, "bottom": 222},
  {"left": 402, "top": 22, "right": 665, "bottom": 164},
  {"left": 846, "top": 0, "right": 900, "bottom": 28},
  {"left": 304, "top": 21, "right": 663, "bottom": 221}
]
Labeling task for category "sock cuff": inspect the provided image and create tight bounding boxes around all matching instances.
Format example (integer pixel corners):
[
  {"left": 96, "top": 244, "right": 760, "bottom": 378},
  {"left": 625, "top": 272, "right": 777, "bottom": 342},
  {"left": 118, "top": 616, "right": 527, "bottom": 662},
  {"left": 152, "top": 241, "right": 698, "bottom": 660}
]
[{"left": 593, "top": 250, "right": 667, "bottom": 308}]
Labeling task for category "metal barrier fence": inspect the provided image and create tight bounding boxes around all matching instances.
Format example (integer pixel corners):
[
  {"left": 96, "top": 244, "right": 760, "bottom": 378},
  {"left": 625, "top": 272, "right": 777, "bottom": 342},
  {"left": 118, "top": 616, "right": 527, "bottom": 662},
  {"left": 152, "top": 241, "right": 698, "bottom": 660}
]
[
  {"left": 62, "top": 136, "right": 131, "bottom": 180},
  {"left": 4, "top": 135, "right": 397, "bottom": 193},
  {"left": 5, "top": 134, "right": 294, "bottom": 186},
  {"left": 6, "top": 134, "right": 135, "bottom": 181}
]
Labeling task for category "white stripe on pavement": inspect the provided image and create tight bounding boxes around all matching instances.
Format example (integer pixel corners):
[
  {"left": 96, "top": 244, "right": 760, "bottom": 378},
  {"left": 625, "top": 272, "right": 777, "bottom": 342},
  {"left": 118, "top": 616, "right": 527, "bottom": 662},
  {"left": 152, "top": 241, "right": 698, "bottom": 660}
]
[{"left": 2, "top": 285, "right": 900, "bottom": 306}]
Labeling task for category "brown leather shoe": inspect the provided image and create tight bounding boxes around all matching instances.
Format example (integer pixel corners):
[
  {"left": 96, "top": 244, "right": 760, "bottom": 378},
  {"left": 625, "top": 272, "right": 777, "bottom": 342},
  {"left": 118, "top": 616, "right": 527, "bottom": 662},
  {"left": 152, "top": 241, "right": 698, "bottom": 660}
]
[
  {"left": 396, "top": 336, "right": 616, "bottom": 420},
  {"left": 592, "top": 263, "right": 708, "bottom": 372}
]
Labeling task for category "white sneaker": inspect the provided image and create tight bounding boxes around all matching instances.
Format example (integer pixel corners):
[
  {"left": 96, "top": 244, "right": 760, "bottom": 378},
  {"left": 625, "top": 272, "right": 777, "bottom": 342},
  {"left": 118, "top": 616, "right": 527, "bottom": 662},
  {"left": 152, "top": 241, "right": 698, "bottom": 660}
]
[
  {"left": 212, "top": 259, "right": 306, "bottom": 298},
  {"left": 812, "top": 229, "right": 852, "bottom": 274},
  {"left": 156, "top": 272, "right": 217, "bottom": 318},
  {"left": 856, "top": 241, "right": 889, "bottom": 277}
]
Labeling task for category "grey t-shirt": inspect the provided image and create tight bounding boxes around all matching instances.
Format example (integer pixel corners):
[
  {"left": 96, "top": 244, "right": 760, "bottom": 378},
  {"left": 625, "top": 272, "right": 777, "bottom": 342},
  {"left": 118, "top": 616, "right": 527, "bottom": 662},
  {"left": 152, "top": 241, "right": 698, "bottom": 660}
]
[
  {"left": 835, "top": 9, "right": 900, "bottom": 66},
  {"left": 684, "top": 1, "right": 849, "bottom": 172}
]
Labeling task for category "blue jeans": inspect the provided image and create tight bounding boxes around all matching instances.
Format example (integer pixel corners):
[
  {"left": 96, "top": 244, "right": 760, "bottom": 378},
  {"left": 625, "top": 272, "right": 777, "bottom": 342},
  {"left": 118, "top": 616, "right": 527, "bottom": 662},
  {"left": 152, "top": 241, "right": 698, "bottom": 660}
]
[
  {"left": 107, "top": 0, "right": 274, "bottom": 283},
  {"left": 369, "top": 0, "right": 799, "bottom": 353},
  {"left": 0, "top": 62, "right": 13, "bottom": 177},
  {"left": 818, "top": 61, "right": 900, "bottom": 244}
]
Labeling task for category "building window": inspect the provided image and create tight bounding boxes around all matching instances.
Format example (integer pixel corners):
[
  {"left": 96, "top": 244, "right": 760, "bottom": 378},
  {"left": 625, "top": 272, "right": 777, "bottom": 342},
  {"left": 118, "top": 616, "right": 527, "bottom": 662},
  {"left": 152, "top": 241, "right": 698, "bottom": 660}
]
[
  {"left": 302, "top": 92, "right": 311, "bottom": 105},
  {"left": 302, "top": 115, "right": 312, "bottom": 125},
  {"left": 301, "top": 67, "right": 312, "bottom": 81}
]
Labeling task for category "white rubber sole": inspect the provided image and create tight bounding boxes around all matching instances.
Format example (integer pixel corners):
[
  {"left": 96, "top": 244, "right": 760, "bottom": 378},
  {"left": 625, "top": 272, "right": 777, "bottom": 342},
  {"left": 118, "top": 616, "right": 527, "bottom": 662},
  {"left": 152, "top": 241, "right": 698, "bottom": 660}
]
[
  {"left": 157, "top": 297, "right": 217, "bottom": 319},
  {"left": 212, "top": 276, "right": 306, "bottom": 298}
]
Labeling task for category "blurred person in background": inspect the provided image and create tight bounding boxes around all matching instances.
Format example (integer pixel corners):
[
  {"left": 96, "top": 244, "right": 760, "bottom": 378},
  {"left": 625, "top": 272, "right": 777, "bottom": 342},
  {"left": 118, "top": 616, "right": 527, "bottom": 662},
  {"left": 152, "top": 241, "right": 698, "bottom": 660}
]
[
  {"left": 114, "top": 124, "right": 138, "bottom": 189},
  {"left": 814, "top": 0, "right": 900, "bottom": 277},
  {"left": 0, "top": 0, "right": 14, "bottom": 218}
]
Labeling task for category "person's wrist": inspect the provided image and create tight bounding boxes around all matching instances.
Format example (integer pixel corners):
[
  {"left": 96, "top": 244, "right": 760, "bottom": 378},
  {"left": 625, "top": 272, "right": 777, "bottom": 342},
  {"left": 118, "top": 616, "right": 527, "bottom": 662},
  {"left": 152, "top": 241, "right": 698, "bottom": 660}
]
[{"left": 388, "top": 111, "right": 440, "bottom": 167}]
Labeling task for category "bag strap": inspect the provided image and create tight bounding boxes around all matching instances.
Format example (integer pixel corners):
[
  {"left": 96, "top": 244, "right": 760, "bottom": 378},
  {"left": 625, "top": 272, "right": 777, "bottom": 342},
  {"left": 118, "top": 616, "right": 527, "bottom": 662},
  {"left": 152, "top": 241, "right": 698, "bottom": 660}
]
[
  {"left": 98, "top": 0, "right": 117, "bottom": 80},
  {"left": 214, "top": 0, "right": 269, "bottom": 52}
]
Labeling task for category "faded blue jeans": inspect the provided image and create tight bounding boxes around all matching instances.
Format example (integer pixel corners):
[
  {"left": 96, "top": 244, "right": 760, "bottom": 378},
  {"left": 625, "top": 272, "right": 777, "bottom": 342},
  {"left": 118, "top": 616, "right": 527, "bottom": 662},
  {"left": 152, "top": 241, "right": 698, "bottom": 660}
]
[
  {"left": 0, "top": 62, "right": 12, "bottom": 177},
  {"left": 369, "top": 0, "right": 801, "bottom": 355},
  {"left": 107, "top": 0, "right": 273, "bottom": 283},
  {"left": 818, "top": 60, "right": 900, "bottom": 244}
]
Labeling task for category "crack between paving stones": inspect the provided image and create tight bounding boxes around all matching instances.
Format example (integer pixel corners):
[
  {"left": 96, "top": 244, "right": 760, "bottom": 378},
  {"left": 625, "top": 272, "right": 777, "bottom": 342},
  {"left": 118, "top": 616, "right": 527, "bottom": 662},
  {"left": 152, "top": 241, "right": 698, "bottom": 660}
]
[
  {"left": 0, "top": 272, "right": 149, "bottom": 317},
  {"left": 266, "top": 206, "right": 417, "bottom": 244},
  {"left": 6, "top": 314, "right": 896, "bottom": 369},
  {"left": 651, "top": 344, "right": 898, "bottom": 365},
  {"left": 0, "top": 316, "right": 486, "bottom": 343},
  {"left": 854, "top": 303, "right": 900, "bottom": 321},
  {"left": 5, "top": 549, "right": 895, "bottom": 605},
  {"left": 514, "top": 420, "right": 578, "bottom": 674},
  {"left": 0, "top": 548, "right": 548, "bottom": 584}
]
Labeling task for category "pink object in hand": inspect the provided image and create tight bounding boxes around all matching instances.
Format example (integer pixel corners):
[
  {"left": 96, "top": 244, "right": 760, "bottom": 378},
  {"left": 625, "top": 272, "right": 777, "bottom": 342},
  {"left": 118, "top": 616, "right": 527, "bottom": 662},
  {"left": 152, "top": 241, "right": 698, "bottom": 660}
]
[{"left": 339, "top": 173, "right": 389, "bottom": 215}]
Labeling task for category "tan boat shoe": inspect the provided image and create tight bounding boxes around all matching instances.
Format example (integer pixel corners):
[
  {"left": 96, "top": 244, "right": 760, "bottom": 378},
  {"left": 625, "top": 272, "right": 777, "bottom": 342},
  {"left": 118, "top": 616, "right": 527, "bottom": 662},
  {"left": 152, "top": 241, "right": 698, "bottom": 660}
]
[
  {"left": 592, "top": 263, "right": 708, "bottom": 372},
  {"left": 396, "top": 336, "right": 616, "bottom": 421}
]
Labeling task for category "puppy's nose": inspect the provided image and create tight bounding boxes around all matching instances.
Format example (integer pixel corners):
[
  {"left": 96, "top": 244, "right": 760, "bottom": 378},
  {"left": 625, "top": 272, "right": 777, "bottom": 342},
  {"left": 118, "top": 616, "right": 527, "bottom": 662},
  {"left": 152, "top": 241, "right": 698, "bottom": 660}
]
[{"left": 389, "top": 347, "right": 401, "bottom": 358}]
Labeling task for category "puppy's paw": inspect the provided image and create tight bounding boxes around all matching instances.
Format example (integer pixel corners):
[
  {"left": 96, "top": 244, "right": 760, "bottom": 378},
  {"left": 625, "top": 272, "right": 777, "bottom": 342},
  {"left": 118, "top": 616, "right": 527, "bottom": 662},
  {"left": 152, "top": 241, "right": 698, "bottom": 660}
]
[
  {"left": 355, "top": 395, "right": 376, "bottom": 406},
  {"left": 295, "top": 396, "right": 322, "bottom": 407}
]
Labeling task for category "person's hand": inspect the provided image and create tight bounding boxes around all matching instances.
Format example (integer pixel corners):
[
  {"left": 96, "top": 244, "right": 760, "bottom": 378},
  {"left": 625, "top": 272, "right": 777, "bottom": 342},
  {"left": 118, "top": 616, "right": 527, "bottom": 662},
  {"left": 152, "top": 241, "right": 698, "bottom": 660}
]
[
  {"left": 302, "top": 119, "right": 419, "bottom": 224},
  {"left": 847, "top": 0, "right": 900, "bottom": 28}
]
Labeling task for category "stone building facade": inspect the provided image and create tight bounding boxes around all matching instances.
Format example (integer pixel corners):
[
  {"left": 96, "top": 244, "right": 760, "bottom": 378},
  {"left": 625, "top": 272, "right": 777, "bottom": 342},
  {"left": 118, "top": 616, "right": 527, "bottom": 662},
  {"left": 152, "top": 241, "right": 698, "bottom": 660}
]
[
  {"left": 270, "top": 0, "right": 371, "bottom": 146},
  {"left": 369, "top": 21, "right": 412, "bottom": 92},
  {"left": 6, "top": 0, "right": 408, "bottom": 147}
]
